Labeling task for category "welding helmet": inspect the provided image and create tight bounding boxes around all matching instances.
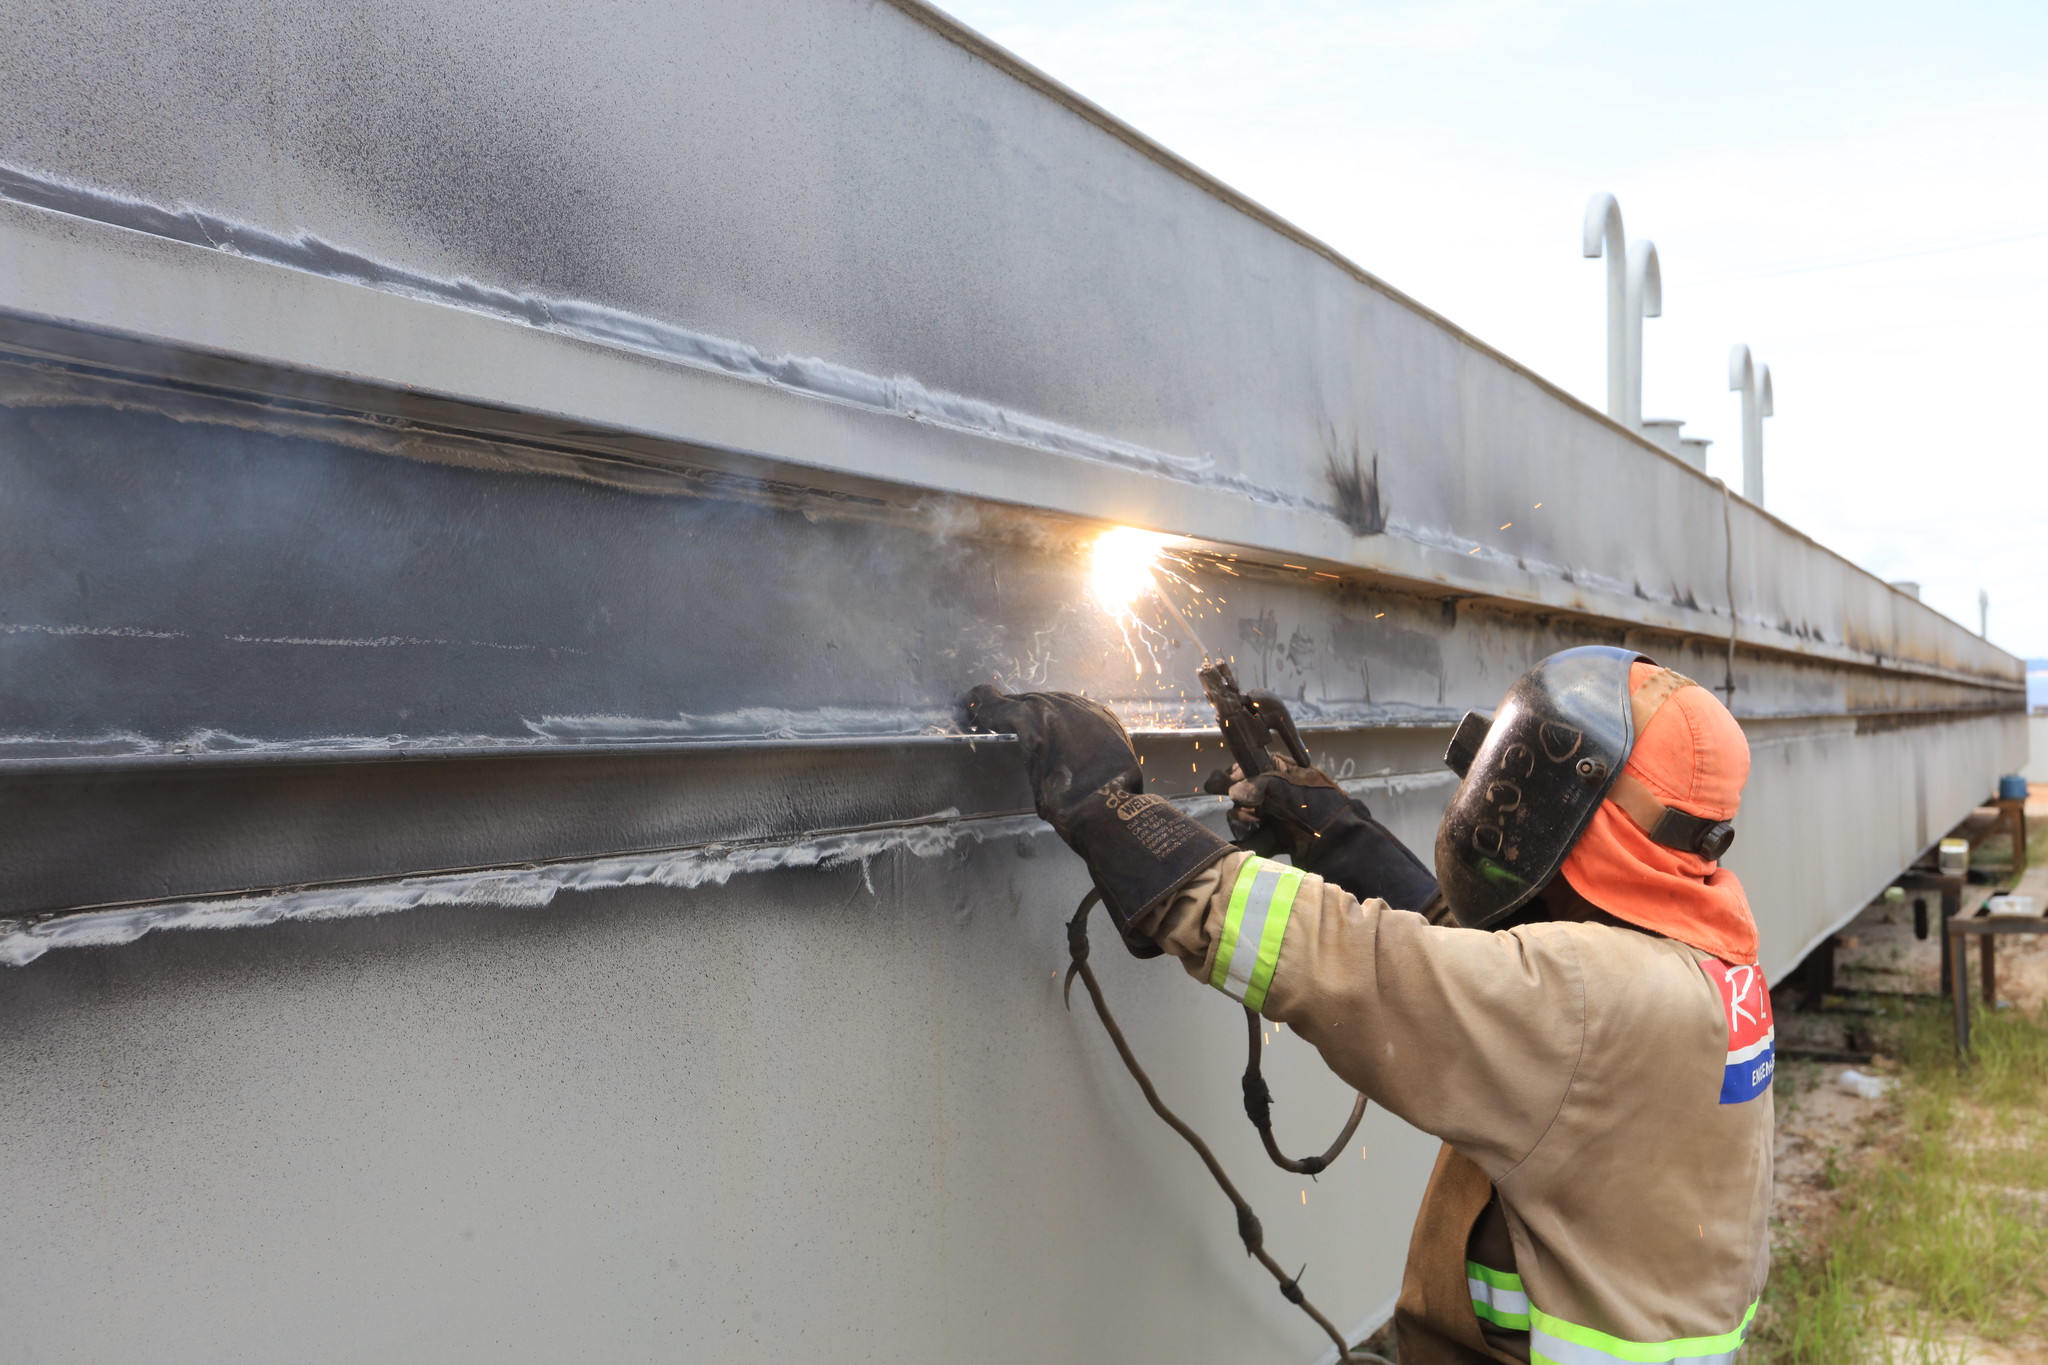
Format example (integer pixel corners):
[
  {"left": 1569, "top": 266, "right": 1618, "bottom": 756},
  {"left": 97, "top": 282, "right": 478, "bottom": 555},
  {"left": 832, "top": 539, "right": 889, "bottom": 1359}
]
[{"left": 1433, "top": 646, "right": 1644, "bottom": 930}]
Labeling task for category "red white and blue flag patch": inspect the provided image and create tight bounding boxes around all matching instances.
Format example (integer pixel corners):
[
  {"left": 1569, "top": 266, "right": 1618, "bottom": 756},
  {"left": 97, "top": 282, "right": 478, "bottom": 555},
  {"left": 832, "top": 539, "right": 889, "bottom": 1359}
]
[{"left": 1706, "top": 959, "right": 1774, "bottom": 1104}]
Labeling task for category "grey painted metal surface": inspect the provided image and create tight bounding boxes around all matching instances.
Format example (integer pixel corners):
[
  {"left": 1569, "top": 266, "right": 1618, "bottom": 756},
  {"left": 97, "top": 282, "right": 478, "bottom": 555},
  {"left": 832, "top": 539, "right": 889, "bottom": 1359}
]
[
  {"left": 0, "top": 847, "right": 1442, "bottom": 1364},
  {"left": 0, "top": 1, "right": 2024, "bottom": 1361}
]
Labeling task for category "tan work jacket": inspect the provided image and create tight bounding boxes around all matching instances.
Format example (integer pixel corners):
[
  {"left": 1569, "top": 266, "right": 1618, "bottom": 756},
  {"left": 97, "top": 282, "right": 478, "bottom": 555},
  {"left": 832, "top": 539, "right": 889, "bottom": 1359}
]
[{"left": 1146, "top": 853, "right": 1773, "bottom": 1364}]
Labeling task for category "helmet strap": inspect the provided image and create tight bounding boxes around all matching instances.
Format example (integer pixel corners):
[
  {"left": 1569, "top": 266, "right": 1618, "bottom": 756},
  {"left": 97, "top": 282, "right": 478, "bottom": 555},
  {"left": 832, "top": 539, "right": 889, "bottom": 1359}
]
[
  {"left": 1609, "top": 667, "right": 1736, "bottom": 859},
  {"left": 1608, "top": 772, "right": 1736, "bottom": 859}
]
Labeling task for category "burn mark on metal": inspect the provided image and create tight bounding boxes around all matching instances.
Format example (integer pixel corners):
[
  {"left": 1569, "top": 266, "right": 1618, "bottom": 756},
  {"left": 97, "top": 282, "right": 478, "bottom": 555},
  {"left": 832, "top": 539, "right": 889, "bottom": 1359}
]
[{"left": 1324, "top": 442, "right": 1386, "bottom": 536}]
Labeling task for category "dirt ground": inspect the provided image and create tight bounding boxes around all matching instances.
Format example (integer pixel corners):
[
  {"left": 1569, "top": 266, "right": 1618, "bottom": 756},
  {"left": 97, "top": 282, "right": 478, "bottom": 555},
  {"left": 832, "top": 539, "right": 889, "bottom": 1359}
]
[{"left": 1766, "top": 787, "right": 2048, "bottom": 1363}]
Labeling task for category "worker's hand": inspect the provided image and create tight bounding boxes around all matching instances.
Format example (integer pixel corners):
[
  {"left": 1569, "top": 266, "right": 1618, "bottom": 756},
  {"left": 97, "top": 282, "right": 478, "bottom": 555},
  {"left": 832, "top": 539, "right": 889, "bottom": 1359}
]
[
  {"left": 1226, "top": 754, "right": 1349, "bottom": 845},
  {"left": 962, "top": 685, "right": 1142, "bottom": 837},
  {"left": 964, "top": 684, "right": 1229, "bottom": 957},
  {"left": 1230, "top": 758, "right": 1441, "bottom": 913}
]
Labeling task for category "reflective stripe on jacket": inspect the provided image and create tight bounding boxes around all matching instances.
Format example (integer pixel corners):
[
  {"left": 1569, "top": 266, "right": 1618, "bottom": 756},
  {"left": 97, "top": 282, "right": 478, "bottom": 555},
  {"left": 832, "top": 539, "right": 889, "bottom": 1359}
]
[
  {"left": 1469, "top": 1261, "right": 1755, "bottom": 1363},
  {"left": 1146, "top": 853, "right": 1773, "bottom": 1361}
]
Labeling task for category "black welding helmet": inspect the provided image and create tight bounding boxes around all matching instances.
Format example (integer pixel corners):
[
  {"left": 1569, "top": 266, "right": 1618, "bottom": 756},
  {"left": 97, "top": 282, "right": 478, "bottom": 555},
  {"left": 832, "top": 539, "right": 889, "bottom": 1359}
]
[{"left": 1434, "top": 646, "right": 1647, "bottom": 930}]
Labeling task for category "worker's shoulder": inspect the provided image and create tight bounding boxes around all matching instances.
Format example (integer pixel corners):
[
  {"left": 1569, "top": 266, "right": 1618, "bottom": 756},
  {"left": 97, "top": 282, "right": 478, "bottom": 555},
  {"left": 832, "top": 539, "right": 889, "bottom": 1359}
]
[
  {"left": 1511, "top": 919, "right": 1722, "bottom": 1017},
  {"left": 1528, "top": 917, "right": 1701, "bottom": 962}
]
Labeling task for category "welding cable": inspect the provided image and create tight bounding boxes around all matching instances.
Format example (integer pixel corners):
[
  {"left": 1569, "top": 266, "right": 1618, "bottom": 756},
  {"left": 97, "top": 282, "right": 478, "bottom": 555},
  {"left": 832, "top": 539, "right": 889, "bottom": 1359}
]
[
  {"left": 1241, "top": 1008, "right": 1367, "bottom": 1176},
  {"left": 1063, "top": 891, "right": 1393, "bottom": 1365}
]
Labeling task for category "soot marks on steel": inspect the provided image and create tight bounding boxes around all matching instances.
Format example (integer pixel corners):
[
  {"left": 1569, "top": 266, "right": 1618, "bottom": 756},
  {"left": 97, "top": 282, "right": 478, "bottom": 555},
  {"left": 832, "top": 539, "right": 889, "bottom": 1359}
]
[
  {"left": 1282, "top": 625, "right": 1318, "bottom": 676},
  {"left": 0, "top": 363, "right": 1081, "bottom": 746},
  {"left": 282, "top": 17, "right": 641, "bottom": 319},
  {"left": 0, "top": 160, "right": 1332, "bottom": 514},
  {"left": 1323, "top": 439, "right": 1386, "bottom": 537},
  {"left": 1236, "top": 608, "right": 1281, "bottom": 689},
  {"left": 0, "top": 348, "right": 904, "bottom": 525}
]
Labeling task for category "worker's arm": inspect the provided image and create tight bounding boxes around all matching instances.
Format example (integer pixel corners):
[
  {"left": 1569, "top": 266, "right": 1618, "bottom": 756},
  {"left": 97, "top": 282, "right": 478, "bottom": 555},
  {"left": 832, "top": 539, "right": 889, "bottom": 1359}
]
[
  {"left": 1226, "top": 758, "right": 1440, "bottom": 912},
  {"left": 1143, "top": 854, "right": 1585, "bottom": 1177},
  {"left": 964, "top": 685, "right": 1581, "bottom": 1169}
]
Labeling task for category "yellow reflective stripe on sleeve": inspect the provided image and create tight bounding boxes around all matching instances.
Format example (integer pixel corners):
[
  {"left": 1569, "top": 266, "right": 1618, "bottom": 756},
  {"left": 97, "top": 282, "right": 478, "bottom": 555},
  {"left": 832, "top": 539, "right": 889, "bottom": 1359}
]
[
  {"left": 1209, "top": 857, "right": 1303, "bottom": 1012},
  {"left": 1528, "top": 1299, "right": 1756, "bottom": 1365},
  {"left": 1466, "top": 1261, "right": 1531, "bottom": 1330}
]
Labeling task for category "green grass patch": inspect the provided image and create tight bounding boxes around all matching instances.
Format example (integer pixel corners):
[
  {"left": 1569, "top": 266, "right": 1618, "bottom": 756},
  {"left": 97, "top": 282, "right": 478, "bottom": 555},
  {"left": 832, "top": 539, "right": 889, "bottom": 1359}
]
[{"left": 1754, "top": 1005, "right": 2048, "bottom": 1362}]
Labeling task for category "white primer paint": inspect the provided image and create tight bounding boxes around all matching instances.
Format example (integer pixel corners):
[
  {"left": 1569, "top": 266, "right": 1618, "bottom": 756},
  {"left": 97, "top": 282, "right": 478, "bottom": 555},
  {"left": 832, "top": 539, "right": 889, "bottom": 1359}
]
[
  {"left": 0, "top": 805, "right": 1040, "bottom": 967},
  {"left": 527, "top": 706, "right": 963, "bottom": 742},
  {"left": 0, "top": 772, "right": 1465, "bottom": 968}
]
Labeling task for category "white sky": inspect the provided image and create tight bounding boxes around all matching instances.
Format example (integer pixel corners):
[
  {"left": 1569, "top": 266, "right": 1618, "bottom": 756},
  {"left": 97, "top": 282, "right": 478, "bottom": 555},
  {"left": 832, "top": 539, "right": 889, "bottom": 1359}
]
[{"left": 941, "top": 0, "right": 2048, "bottom": 660}]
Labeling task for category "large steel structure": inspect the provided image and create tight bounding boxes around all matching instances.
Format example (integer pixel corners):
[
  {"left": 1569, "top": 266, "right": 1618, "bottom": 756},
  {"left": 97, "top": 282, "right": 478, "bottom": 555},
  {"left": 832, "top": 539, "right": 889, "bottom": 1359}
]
[{"left": 0, "top": 2, "right": 2022, "bottom": 1360}]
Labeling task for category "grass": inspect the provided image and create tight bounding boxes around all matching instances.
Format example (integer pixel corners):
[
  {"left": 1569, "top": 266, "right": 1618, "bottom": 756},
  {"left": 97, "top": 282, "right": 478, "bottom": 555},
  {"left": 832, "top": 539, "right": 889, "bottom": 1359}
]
[
  {"left": 1753, "top": 1004, "right": 2048, "bottom": 1362},
  {"left": 1754, "top": 808, "right": 2048, "bottom": 1360}
]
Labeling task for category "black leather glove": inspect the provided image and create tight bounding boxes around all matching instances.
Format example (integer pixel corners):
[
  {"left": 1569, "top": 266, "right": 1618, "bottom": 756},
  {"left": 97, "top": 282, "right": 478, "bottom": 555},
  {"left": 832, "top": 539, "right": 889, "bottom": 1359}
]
[
  {"left": 965, "top": 685, "right": 1230, "bottom": 957},
  {"left": 1230, "top": 762, "right": 1439, "bottom": 913}
]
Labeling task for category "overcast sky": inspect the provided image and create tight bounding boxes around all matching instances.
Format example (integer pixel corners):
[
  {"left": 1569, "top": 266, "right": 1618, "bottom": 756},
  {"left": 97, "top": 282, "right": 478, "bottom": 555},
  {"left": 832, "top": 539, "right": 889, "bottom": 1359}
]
[{"left": 942, "top": 0, "right": 2048, "bottom": 660}]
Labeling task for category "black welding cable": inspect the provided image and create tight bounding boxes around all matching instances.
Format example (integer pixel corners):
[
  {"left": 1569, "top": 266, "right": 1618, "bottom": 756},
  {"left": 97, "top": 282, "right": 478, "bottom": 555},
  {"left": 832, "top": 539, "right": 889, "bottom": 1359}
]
[
  {"left": 1063, "top": 891, "right": 1392, "bottom": 1365},
  {"left": 1242, "top": 1007, "right": 1367, "bottom": 1176}
]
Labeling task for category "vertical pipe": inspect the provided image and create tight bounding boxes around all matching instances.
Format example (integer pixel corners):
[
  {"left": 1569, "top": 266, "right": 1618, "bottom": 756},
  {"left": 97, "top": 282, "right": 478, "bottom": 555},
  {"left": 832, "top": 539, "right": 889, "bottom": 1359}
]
[
  {"left": 1728, "top": 346, "right": 1773, "bottom": 504},
  {"left": 1756, "top": 364, "right": 1773, "bottom": 501},
  {"left": 1624, "top": 241, "right": 1662, "bottom": 430},
  {"left": 1719, "top": 479, "right": 1739, "bottom": 699},
  {"left": 1583, "top": 195, "right": 1627, "bottom": 421}
]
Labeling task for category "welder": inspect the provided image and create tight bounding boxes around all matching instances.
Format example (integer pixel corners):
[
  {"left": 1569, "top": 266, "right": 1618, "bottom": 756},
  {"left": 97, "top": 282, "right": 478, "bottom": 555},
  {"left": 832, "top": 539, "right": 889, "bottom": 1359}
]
[{"left": 966, "top": 646, "right": 1771, "bottom": 1364}]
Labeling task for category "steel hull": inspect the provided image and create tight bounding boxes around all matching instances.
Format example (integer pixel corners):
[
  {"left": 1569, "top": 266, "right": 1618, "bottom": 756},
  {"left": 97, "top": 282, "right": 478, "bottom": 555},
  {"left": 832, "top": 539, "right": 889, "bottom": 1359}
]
[{"left": 0, "top": 2, "right": 2020, "bottom": 1359}]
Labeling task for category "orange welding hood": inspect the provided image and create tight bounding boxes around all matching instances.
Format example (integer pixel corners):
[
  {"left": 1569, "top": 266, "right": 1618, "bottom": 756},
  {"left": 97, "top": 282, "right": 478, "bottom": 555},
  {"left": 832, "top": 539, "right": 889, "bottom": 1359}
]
[{"left": 1560, "top": 661, "right": 1758, "bottom": 965}]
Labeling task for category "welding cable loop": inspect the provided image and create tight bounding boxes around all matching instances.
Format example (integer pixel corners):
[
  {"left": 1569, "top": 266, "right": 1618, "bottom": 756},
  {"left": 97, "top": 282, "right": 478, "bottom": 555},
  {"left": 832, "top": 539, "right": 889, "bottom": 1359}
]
[
  {"left": 1063, "top": 891, "right": 1390, "bottom": 1363},
  {"left": 1243, "top": 1008, "right": 1366, "bottom": 1176}
]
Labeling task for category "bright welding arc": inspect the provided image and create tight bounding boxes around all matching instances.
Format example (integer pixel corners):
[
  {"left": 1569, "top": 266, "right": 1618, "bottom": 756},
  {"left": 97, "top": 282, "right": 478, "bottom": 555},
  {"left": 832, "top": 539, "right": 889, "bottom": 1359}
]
[{"left": 1089, "top": 526, "right": 1214, "bottom": 663}]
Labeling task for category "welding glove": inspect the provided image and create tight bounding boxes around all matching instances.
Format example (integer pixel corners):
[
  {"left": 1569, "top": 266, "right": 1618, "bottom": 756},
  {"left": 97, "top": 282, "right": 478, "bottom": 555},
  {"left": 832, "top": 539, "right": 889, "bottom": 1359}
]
[
  {"left": 964, "top": 685, "right": 1230, "bottom": 958},
  {"left": 1229, "top": 760, "right": 1440, "bottom": 913}
]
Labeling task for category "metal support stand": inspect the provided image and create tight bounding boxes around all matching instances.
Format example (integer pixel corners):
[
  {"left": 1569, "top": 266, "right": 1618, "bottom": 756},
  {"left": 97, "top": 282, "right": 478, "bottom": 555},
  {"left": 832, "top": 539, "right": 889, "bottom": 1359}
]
[
  {"left": 1947, "top": 915, "right": 2048, "bottom": 1060},
  {"left": 1996, "top": 797, "right": 2028, "bottom": 877},
  {"left": 1801, "top": 935, "right": 1837, "bottom": 1009}
]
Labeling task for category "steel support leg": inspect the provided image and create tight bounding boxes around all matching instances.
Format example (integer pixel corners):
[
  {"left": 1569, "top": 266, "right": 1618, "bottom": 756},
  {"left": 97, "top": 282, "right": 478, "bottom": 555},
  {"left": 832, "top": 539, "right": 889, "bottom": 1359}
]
[
  {"left": 1951, "top": 926, "right": 1971, "bottom": 1060},
  {"left": 1803, "top": 935, "right": 1837, "bottom": 1009}
]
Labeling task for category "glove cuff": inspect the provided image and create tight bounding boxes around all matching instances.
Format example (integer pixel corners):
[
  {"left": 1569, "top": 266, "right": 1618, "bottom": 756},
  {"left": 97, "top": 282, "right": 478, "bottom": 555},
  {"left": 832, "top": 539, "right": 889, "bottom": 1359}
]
[
  {"left": 1292, "top": 802, "right": 1440, "bottom": 913},
  {"left": 1060, "top": 785, "right": 1232, "bottom": 958}
]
